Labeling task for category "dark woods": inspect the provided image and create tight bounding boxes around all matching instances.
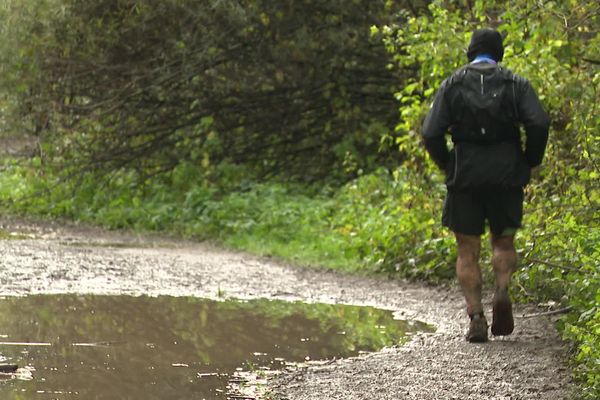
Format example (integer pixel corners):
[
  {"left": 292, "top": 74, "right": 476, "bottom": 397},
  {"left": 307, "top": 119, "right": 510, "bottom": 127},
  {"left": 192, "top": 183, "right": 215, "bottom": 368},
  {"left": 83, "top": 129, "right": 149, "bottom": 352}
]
[{"left": 12, "top": 0, "right": 406, "bottom": 183}]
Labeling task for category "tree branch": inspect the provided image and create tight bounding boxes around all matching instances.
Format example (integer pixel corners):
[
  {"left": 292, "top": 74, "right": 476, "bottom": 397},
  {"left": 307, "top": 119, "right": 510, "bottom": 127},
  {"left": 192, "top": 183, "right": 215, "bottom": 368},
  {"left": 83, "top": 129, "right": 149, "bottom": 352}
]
[
  {"left": 582, "top": 57, "right": 600, "bottom": 65},
  {"left": 519, "top": 306, "right": 573, "bottom": 319},
  {"left": 522, "top": 257, "right": 582, "bottom": 273}
]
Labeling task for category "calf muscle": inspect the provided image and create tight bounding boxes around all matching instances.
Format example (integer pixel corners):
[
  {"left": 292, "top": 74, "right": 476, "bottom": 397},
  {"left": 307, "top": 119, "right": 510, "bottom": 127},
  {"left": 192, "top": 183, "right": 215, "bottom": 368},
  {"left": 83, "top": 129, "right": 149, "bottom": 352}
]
[
  {"left": 455, "top": 233, "right": 483, "bottom": 315},
  {"left": 491, "top": 234, "right": 517, "bottom": 290}
]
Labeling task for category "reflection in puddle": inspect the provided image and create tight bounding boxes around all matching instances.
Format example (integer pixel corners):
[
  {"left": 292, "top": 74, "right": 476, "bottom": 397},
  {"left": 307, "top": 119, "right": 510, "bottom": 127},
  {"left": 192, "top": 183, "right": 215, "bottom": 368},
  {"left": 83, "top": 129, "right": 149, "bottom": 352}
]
[
  {"left": 59, "top": 240, "right": 164, "bottom": 249},
  {"left": 0, "top": 295, "right": 433, "bottom": 399},
  {"left": 0, "top": 230, "right": 33, "bottom": 240}
]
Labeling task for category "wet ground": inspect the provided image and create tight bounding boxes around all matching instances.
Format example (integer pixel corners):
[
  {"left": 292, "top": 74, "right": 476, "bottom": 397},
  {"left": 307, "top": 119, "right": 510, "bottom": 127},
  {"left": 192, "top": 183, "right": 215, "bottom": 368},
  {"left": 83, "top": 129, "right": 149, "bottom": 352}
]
[
  {"left": 0, "top": 217, "right": 575, "bottom": 400},
  {"left": 0, "top": 294, "right": 430, "bottom": 399}
]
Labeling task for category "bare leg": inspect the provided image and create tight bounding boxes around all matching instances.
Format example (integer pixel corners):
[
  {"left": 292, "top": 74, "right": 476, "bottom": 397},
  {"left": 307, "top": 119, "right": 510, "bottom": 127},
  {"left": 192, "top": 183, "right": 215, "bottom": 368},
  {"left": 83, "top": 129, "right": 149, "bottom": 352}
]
[
  {"left": 490, "top": 233, "right": 516, "bottom": 335},
  {"left": 455, "top": 232, "right": 488, "bottom": 342},
  {"left": 455, "top": 233, "right": 483, "bottom": 315},
  {"left": 490, "top": 234, "right": 517, "bottom": 290}
]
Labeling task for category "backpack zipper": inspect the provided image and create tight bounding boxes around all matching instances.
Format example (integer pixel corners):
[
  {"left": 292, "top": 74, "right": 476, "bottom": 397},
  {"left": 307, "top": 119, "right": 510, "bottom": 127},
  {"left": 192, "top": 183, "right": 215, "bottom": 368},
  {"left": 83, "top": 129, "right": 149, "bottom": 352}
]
[
  {"left": 453, "top": 146, "right": 459, "bottom": 184},
  {"left": 480, "top": 74, "right": 486, "bottom": 135},
  {"left": 480, "top": 74, "right": 484, "bottom": 95}
]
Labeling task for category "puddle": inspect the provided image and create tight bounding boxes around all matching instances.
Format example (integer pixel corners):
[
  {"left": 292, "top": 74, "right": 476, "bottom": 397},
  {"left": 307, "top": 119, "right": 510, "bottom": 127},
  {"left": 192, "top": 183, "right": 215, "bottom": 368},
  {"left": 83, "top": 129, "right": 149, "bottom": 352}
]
[
  {"left": 0, "top": 229, "right": 33, "bottom": 240},
  {"left": 59, "top": 240, "right": 161, "bottom": 249},
  {"left": 0, "top": 295, "right": 433, "bottom": 399}
]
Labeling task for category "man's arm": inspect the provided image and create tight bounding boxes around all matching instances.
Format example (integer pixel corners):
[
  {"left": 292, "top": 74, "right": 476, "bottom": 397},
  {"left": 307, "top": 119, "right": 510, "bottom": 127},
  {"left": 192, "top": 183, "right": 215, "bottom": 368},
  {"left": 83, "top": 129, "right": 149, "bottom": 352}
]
[
  {"left": 516, "top": 79, "right": 550, "bottom": 167},
  {"left": 422, "top": 81, "right": 452, "bottom": 171}
]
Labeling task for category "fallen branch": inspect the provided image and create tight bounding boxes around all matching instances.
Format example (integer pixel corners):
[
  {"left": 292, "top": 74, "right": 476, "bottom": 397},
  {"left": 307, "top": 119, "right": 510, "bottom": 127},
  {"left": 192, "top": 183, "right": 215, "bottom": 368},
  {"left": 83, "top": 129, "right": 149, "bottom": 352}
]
[
  {"left": 0, "top": 364, "right": 18, "bottom": 373},
  {"left": 582, "top": 57, "right": 600, "bottom": 65},
  {"left": 519, "top": 306, "right": 573, "bottom": 319},
  {"left": 522, "top": 257, "right": 581, "bottom": 273}
]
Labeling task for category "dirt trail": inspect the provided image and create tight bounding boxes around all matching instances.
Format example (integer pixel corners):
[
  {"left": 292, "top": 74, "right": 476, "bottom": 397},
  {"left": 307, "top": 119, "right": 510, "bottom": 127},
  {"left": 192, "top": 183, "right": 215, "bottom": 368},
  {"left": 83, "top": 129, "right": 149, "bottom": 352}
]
[{"left": 0, "top": 217, "right": 574, "bottom": 399}]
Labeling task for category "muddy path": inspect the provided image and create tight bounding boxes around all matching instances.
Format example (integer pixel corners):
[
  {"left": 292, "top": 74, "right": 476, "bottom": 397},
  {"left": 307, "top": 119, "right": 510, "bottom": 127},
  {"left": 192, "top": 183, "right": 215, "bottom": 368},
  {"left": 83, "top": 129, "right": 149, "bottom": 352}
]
[{"left": 0, "top": 217, "right": 574, "bottom": 399}]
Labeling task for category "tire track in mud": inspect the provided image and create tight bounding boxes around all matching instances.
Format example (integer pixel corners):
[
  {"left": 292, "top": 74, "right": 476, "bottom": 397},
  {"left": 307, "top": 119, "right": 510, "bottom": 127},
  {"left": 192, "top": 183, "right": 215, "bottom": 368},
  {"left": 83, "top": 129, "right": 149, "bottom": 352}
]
[{"left": 0, "top": 218, "right": 574, "bottom": 400}]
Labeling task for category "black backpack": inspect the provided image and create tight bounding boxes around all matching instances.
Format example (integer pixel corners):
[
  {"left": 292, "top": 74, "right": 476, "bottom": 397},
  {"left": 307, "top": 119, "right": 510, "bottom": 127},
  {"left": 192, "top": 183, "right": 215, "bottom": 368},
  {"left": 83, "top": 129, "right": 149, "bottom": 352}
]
[
  {"left": 444, "top": 64, "right": 530, "bottom": 189},
  {"left": 447, "top": 64, "right": 519, "bottom": 144}
]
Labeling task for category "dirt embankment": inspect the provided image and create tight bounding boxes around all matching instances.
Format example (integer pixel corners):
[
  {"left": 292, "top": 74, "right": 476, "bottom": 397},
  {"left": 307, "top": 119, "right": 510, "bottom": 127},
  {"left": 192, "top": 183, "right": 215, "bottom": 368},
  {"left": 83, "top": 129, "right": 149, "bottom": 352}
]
[{"left": 0, "top": 217, "right": 574, "bottom": 399}]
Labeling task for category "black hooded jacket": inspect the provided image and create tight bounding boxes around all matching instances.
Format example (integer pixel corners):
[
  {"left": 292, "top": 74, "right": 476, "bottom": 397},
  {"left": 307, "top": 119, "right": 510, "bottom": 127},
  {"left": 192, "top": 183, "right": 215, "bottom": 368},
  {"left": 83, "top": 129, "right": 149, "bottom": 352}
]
[{"left": 422, "top": 63, "right": 550, "bottom": 174}]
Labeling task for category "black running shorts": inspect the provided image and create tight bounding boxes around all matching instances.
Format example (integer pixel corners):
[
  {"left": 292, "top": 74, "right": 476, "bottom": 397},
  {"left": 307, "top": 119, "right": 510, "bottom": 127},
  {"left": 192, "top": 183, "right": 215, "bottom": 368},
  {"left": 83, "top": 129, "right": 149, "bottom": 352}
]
[{"left": 442, "top": 188, "right": 524, "bottom": 236}]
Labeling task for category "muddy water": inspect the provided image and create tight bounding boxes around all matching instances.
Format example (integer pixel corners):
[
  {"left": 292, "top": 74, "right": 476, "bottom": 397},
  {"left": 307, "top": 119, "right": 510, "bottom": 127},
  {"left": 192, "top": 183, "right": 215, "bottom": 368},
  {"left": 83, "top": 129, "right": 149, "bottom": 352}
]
[{"left": 0, "top": 295, "right": 432, "bottom": 399}]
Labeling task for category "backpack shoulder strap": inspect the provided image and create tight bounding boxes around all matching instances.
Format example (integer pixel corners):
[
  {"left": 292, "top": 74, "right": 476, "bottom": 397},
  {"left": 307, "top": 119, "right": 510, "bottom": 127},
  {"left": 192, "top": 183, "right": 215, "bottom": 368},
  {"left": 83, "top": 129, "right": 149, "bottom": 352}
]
[
  {"left": 447, "top": 66, "right": 469, "bottom": 87},
  {"left": 497, "top": 67, "right": 520, "bottom": 120}
]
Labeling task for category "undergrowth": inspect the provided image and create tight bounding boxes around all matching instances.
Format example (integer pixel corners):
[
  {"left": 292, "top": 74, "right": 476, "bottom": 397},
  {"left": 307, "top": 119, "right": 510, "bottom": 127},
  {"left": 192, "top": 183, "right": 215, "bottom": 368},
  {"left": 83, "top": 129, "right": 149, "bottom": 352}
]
[{"left": 0, "top": 161, "right": 454, "bottom": 279}]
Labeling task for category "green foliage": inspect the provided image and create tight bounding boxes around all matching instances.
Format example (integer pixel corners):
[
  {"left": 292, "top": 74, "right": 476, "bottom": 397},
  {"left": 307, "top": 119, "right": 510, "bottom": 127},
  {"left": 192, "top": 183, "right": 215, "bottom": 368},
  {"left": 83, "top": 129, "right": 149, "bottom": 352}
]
[
  {"left": 331, "top": 169, "right": 454, "bottom": 281},
  {"left": 0, "top": 160, "right": 356, "bottom": 271},
  {"left": 0, "top": 159, "right": 453, "bottom": 281},
  {"left": 1, "top": 0, "right": 403, "bottom": 183}
]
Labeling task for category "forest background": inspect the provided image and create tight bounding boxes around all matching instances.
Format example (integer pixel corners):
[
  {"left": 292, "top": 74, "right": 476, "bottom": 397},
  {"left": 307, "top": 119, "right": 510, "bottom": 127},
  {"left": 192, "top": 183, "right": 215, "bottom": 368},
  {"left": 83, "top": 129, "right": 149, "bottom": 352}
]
[{"left": 0, "top": 1, "right": 597, "bottom": 397}]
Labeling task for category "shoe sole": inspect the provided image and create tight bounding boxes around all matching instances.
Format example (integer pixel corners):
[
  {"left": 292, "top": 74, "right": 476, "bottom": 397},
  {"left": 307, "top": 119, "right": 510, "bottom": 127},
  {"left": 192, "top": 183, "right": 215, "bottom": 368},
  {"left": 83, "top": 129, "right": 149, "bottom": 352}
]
[
  {"left": 492, "top": 291, "right": 514, "bottom": 336},
  {"left": 467, "top": 333, "right": 488, "bottom": 343}
]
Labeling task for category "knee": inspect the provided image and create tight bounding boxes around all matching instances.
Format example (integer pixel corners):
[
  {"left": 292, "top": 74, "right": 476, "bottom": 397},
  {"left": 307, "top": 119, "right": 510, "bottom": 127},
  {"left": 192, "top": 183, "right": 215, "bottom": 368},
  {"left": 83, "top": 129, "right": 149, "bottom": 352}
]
[
  {"left": 456, "top": 233, "right": 481, "bottom": 263},
  {"left": 458, "top": 247, "right": 480, "bottom": 265},
  {"left": 491, "top": 236, "right": 516, "bottom": 256}
]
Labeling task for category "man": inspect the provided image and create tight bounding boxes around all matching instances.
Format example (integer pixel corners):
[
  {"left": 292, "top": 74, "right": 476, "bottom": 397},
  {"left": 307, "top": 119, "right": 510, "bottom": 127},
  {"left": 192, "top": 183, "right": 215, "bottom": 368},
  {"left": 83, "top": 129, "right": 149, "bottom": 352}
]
[{"left": 422, "top": 28, "right": 550, "bottom": 342}]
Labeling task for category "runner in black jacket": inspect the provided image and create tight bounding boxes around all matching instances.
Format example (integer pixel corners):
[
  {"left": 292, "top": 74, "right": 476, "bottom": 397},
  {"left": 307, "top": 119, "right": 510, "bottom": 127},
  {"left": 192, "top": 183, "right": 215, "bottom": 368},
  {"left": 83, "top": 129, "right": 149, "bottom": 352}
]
[{"left": 422, "top": 29, "right": 550, "bottom": 342}]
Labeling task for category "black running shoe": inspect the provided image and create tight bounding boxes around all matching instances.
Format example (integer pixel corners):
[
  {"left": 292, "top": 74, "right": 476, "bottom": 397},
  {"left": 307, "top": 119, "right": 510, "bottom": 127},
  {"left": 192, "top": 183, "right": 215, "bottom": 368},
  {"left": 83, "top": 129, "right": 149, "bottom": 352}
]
[
  {"left": 492, "top": 287, "right": 514, "bottom": 336},
  {"left": 467, "top": 312, "right": 488, "bottom": 343}
]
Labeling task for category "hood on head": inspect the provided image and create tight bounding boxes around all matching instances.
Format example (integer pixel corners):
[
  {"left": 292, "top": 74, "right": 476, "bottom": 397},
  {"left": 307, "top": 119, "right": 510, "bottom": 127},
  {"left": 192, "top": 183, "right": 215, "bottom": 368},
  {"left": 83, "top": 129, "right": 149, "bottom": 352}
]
[{"left": 467, "top": 28, "right": 504, "bottom": 62}]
